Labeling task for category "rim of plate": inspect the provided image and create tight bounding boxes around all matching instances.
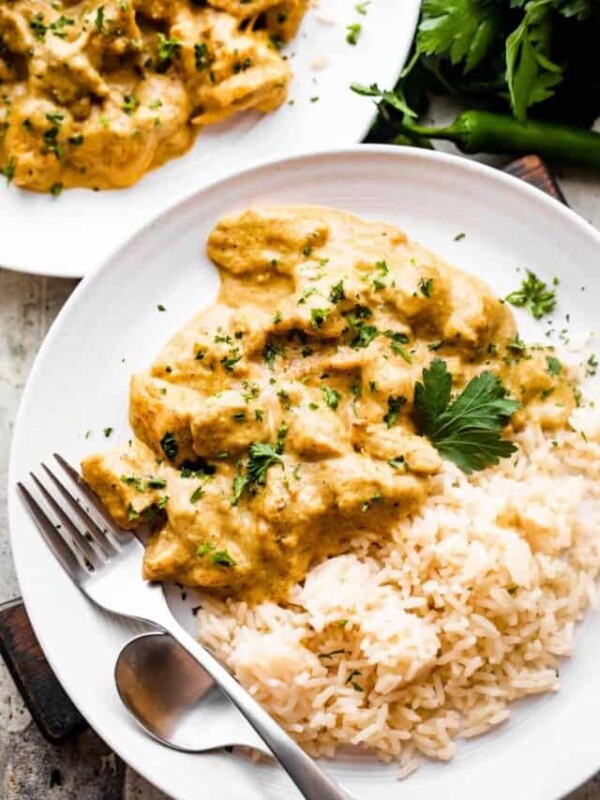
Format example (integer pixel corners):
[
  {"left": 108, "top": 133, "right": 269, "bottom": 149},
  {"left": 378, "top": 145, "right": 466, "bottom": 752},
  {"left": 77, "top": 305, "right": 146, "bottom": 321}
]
[
  {"left": 0, "top": 0, "right": 421, "bottom": 279},
  {"left": 8, "top": 145, "right": 600, "bottom": 800}
]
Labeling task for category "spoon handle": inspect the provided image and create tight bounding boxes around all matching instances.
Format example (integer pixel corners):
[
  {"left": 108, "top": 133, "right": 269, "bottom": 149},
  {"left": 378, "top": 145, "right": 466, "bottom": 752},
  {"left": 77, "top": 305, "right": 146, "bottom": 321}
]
[{"left": 163, "top": 620, "right": 351, "bottom": 800}]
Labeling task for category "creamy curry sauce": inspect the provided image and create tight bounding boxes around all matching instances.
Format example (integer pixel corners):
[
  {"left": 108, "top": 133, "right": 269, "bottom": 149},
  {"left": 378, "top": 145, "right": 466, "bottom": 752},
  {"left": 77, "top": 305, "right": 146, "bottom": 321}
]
[
  {"left": 82, "top": 206, "right": 576, "bottom": 602},
  {"left": 0, "top": 0, "right": 305, "bottom": 192}
]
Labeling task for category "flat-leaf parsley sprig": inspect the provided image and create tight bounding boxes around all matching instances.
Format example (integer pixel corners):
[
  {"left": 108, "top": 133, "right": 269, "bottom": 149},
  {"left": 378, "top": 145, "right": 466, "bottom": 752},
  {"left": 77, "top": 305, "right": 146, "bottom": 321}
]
[{"left": 414, "top": 358, "right": 521, "bottom": 473}]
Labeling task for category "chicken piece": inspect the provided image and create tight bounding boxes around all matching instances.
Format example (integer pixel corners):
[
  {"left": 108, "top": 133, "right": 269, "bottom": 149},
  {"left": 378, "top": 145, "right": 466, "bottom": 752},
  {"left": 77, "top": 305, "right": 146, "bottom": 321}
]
[
  {"left": 29, "top": 36, "right": 109, "bottom": 107},
  {"left": 264, "top": 0, "right": 309, "bottom": 41},
  {"left": 360, "top": 425, "right": 443, "bottom": 475},
  {"left": 286, "top": 400, "right": 349, "bottom": 459},
  {"left": 129, "top": 374, "right": 203, "bottom": 465},
  {"left": 0, "top": 6, "right": 33, "bottom": 54},
  {"left": 442, "top": 269, "right": 516, "bottom": 348},
  {"left": 207, "top": 207, "right": 330, "bottom": 276},
  {"left": 143, "top": 471, "right": 261, "bottom": 587},
  {"left": 387, "top": 247, "right": 451, "bottom": 332},
  {"left": 190, "top": 389, "right": 274, "bottom": 457},
  {"left": 320, "top": 454, "right": 427, "bottom": 516},
  {"left": 81, "top": 439, "right": 166, "bottom": 529}
]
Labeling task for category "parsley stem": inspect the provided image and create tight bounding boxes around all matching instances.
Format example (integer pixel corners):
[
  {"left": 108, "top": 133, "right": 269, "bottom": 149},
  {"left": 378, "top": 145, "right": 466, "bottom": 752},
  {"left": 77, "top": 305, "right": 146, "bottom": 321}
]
[{"left": 395, "top": 111, "right": 600, "bottom": 169}]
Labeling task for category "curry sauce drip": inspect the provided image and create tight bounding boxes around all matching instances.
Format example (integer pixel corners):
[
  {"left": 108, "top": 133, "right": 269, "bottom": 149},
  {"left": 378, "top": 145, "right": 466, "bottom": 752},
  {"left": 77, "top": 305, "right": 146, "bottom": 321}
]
[
  {"left": 82, "top": 206, "right": 576, "bottom": 602},
  {"left": 0, "top": 0, "right": 306, "bottom": 192}
]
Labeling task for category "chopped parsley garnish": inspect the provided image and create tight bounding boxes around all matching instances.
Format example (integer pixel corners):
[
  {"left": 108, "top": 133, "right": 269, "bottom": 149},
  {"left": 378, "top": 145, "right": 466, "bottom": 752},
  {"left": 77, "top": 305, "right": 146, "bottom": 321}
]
[
  {"left": 321, "top": 386, "right": 341, "bottom": 410},
  {"left": 414, "top": 359, "right": 520, "bottom": 473},
  {"left": 103, "top": 427, "right": 113, "bottom": 437},
  {"left": 505, "top": 270, "right": 557, "bottom": 319},
  {"left": 121, "top": 474, "right": 166, "bottom": 492},
  {"left": 233, "top": 57, "right": 252, "bottom": 74},
  {"left": 310, "top": 307, "right": 330, "bottom": 330},
  {"left": 230, "top": 441, "right": 284, "bottom": 505},
  {"left": 211, "top": 549, "right": 236, "bottom": 567},
  {"left": 384, "top": 330, "right": 412, "bottom": 363},
  {"left": 49, "top": 15, "right": 75, "bottom": 38},
  {"left": 156, "top": 33, "right": 182, "bottom": 69},
  {"left": 95, "top": 6, "right": 105, "bottom": 32},
  {"left": 350, "top": 324, "right": 378, "bottom": 349},
  {"left": 196, "top": 541, "right": 215, "bottom": 557},
  {"left": 2, "top": 157, "right": 15, "bottom": 185},
  {"left": 263, "top": 339, "right": 285, "bottom": 370},
  {"left": 329, "top": 280, "right": 345, "bottom": 304},
  {"left": 506, "top": 335, "right": 527, "bottom": 354},
  {"left": 194, "top": 42, "right": 210, "bottom": 70},
  {"left": 454, "top": 232, "right": 466, "bottom": 241},
  {"left": 383, "top": 395, "right": 406, "bottom": 427},
  {"left": 419, "top": 277, "right": 433, "bottom": 297},
  {"left": 355, "top": 1, "right": 370, "bottom": 13},
  {"left": 160, "top": 431, "right": 178, "bottom": 461},
  {"left": 586, "top": 354, "right": 598, "bottom": 377},
  {"left": 157, "top": 304, "right": 166, "bottom": 311},
  {"left": 189, "top": 484, "right": 204, "bottom": 504},
  {"left": 545, "top": 355, "right": 562, "bottom": 376},
  {"left": 127, "top": 503, "right": 139, "bottom": 521},
  {"left": 388, "top": 455, "right": 406, "bottom": 469},
  {"left": 346, "top": 23, "right": 362, "bottom": 45},
  {"left": 122, "top": 94, "right": 139, "bottom": 115},
  {"left": 221, "top": 351, "right": 241, "bottom": 371},
  {"left": 30, "top": 14, "right": 48, "bottom": 40}
]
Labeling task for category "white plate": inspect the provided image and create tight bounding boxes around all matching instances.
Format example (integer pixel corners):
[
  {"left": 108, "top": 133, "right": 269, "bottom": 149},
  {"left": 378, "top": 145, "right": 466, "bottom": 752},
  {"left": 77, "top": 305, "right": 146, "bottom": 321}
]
[
  {"left": 9, "top": 147, "right": 600, "bottom": 800},
  {"left": 0, "top": 0, "right": 419, "bottom": 279}
]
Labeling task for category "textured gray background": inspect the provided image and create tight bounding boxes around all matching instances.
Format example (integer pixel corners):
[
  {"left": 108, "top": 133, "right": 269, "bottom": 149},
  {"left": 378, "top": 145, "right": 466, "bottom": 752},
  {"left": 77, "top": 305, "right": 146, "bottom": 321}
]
[{"left": 0, "top": 163, "right": 599, "bottom": 799}]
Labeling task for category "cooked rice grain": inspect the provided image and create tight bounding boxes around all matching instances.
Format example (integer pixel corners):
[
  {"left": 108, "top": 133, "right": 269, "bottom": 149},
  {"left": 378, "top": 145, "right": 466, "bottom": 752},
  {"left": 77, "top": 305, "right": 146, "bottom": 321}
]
[{"left": 197, "top": 421, "right": 600, "bottom": 767}]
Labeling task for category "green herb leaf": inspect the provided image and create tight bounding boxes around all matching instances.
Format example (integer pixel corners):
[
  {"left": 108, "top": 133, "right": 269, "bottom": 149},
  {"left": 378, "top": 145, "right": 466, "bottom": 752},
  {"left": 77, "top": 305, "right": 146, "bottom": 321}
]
[
  {"left": 329, "top": 280, "right": 345, "bottom": 304},
  {"left": 160, "top": 431, "right": 178, "bottom": 461},
  {"left": 417, "top": 0, "right": 501, "bottom": 73},
  {"left": 211, "top": 549, "right": 236, "bottom": 567},
  {"left": 190, "top": 484, "right": 204, "bottom": 504},
  {"left": 383, "top": 395, "right": 407, "bottom": 427},
  {"left": 505, "top": 2, "right": 563, "bottom": 121},
  {"left": 414, "top": 359, "right": 520, "bottom": 473},
  {"left": 310, "top": 307, "right": 331, "bottom": 330},
  {"left": 505, "top": 270, "right": 557, "bottom": 319},
  {"left": 321, "top": 386, "right": 342, "bottom": 409},
  {"left": 546, "top": 355, "right": 562, "bottom": 375}
]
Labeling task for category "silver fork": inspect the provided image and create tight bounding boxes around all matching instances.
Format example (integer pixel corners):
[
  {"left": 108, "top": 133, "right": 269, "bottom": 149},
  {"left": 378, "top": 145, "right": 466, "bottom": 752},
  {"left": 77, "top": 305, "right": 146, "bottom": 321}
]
[{"left": 18, "top": 454, "right": 350, "bottom": 800}]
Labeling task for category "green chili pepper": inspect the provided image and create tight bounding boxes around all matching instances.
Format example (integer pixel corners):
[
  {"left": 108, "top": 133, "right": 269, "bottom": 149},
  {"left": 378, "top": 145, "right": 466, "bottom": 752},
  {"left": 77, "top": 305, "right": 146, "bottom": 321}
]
[{"left": 396, "top": 111, "right": 600, "bottom": 169}]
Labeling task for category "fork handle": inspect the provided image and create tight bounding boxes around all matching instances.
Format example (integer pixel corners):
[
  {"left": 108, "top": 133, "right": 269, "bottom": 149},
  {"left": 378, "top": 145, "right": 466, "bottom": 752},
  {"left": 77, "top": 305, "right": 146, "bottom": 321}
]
[{"left": 163, "top": 622, "right": 352, "bottom": 800}]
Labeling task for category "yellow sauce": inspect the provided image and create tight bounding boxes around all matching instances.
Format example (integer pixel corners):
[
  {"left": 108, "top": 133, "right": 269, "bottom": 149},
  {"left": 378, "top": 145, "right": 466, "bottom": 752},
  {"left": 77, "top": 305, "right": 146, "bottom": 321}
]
[{"left": 0, "top": 0, "right": 306, "bottom": 192}]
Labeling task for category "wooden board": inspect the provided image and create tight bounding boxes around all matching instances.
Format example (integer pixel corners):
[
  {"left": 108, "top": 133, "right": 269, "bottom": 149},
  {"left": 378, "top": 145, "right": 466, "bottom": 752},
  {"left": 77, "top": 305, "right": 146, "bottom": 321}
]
[{"left": 0, "top": 153, "right": 568, "bottom": 744}]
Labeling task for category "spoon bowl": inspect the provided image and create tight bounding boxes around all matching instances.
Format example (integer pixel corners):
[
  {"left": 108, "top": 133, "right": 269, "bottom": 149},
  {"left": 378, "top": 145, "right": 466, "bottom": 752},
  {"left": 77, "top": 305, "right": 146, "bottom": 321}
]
[{"left": 115, "top": 631, "right": 272, "bottom": 756}]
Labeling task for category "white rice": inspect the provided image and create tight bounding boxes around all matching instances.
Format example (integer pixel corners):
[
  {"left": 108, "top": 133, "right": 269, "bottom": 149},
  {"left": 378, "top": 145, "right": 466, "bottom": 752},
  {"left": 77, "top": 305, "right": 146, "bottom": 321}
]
[{"left": 197, "top": 411, "right": 600, "bottom": 770}]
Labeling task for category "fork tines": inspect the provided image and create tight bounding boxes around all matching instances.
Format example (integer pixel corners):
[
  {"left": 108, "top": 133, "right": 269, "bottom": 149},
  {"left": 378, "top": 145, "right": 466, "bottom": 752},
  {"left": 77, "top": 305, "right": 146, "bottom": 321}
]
[{"left": 18, "top": 454, "right": 125, "bottom": 582}]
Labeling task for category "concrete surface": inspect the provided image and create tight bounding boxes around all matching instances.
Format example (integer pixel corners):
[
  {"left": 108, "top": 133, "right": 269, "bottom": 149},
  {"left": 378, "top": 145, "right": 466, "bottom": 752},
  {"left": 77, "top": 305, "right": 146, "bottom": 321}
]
[{"left": 0, "top": 166, "right": 599, "bottom": 799}]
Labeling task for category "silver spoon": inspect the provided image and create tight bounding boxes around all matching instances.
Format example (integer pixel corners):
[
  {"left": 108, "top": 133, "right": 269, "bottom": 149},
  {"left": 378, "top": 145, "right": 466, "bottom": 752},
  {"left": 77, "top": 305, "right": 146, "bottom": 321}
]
[{"left": 115, "top": 630, "right": 273, "bottom": 756}]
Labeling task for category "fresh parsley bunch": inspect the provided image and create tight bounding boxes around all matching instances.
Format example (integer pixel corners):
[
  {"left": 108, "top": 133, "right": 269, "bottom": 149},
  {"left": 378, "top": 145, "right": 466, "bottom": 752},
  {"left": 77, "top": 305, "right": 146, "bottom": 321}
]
[{"left": 367, "top": 0, "right": 600, "bottom": 135}]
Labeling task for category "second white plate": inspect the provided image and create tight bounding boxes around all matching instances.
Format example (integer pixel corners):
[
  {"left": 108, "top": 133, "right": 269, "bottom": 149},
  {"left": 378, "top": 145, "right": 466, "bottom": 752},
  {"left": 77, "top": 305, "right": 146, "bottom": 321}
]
[{"left": 0, "top": 0, "right": 419, "bottom": 278}]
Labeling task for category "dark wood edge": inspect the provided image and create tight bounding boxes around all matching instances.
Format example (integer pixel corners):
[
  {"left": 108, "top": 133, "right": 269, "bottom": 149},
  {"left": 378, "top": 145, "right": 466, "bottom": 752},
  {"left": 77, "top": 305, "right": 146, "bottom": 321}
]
[
  {"left": 503, "top": 155, "right": 568, "bottom": 206},
  {"left": 0, "top": 598, "right": 87, "bottom": 742}
]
